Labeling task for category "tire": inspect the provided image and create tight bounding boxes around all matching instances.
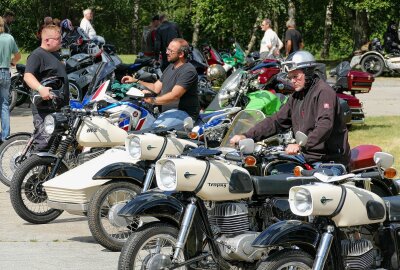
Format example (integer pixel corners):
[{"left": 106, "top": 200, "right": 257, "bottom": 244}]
[
  {"left": 9, "top": 86, "right": 18, "bottom": 112},
  {"left": 361, "top": 54, "right": 385, "bottom": 77},
  {"left": 118, "top": 222, "right": 187, "bottom": 270},
  {"left": 0, "top": 134, "right": 31, "bottom": 187},
  {"left": 9, "top": 155, "right": 68, "bottom": 224},
  {"left": 10, "top": 76, "right": 28, "bottom": 108},
  {"left": 69, "top": 81, "right": 82, "bottom": 101},
  {"left": 257, "top": 250, "right": 313, "bottom": 270},
  {"left": 87, "top": 181, "right": 142, "bottom": 251}
]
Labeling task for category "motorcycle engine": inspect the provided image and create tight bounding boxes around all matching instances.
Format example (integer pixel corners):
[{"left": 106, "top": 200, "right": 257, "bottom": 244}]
[
  {"left": 342, "top": 238, "right": 377, "bottom": 269},
  {"left": 208, "top": 202, "right": 263, "bottom": 262}
]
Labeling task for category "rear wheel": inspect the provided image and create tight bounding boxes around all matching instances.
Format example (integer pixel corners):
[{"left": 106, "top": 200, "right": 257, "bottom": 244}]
[
  {"left": 118, "top": 222, "right": 186, "bottom": 270},
  {"left": 0, "top": 134, "right": 31, "bottom": 187},
  {"left": 10, "top": 156, "right": 67, "bottom": 224},
  {"left": 361, "top": 54, "right": 385, "bottom": 77},
  {"left": 87, "top": 181, "right": 142, "bottom": 251},
  {"left": 257, "top": 250, "right": 313, "bottom": 270},
  {"left": 69, "top": 81, "right": 82, "bottom": 101}
]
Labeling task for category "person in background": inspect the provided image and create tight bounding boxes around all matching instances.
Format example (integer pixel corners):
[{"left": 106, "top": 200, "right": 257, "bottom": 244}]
[
  {"left": 154, "top": 13, "right": 182, "bottom": 71},
  {"left": 122, "top": 38, "right": 199, "bottom": 120},
  {"left": 284, "top": 19, "right": 304, "bottom": 57},
  {"left": 2, "top": 10, "right": 15, "bottom": 34},
  {"left": 384, "top": 21, "right": 400, "bottom": 54},
  {"left": 52, "top": 18, "right": 61, "bottom": 27},
  {"left": 24, "top": 25, "right": 69, "bottom": 150},
  {"left": 141, "top": 15, "right": 160, "bottom": 57},
  {"left": 259, "top": 18, "right": 283, "bottom": 59},
  {"left": 36, "top": 16, "right": 54, "bottom": 42},
  {"left": 80, "top": 8, "right": 105, "bottom": 45},
  {"left": 230, "top": 51, "right": 350, "bottom": 168},
  {"left": 0, "top": 16, "right": 21, "bottom": 142}
]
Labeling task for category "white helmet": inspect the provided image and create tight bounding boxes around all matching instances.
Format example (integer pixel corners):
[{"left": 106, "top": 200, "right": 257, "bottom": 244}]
[{"left": 281, "top": 51, "right": 317, "bottom": 72}]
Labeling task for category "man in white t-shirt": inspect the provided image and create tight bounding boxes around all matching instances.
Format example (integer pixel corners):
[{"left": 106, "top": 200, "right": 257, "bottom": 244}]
[
  {"left": 259, "top": 18, "right": 283, "bottom": 59},
  {"left": 80, "top": 8, "right": 105, "bottom": 44}
]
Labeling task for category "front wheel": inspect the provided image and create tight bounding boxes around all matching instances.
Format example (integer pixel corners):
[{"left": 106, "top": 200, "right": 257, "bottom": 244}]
[
  {"left": 118, "top": 222, "right": 187, "bottom": 270},
  {"left": 257, "top": 250, "right": 313, "bottom": 270},
  {"left": 87, "top": 181, "right": 142, "bottom": 251},
  {"left": 0, "top": 134, "right": 31, "bottom": 187},
  {"left": 9, "top": 155, "right": 68, "bottom": 224},
  {"left": 361, "top": 54, "right": 385, "bottom": 77}
]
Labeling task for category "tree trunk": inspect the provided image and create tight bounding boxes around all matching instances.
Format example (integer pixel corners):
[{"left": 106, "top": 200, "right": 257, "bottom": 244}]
[
  {"left": 288, "top": 0, "right": 296, "bottom": 21},
  {"left": 246, "top": 12, "right": 263, "bottom": 55},
  {"left": 352, "top": 10, "right": 370, "bottom": 52},
  {"left": 321, "top": 0, "right": 334, "bottom": 59},
  {"left": 192, "top": 17, "right": 200, "bottom": 47},
  {"left": 131, "top": 0, "right": 140, "bottom": 54}
]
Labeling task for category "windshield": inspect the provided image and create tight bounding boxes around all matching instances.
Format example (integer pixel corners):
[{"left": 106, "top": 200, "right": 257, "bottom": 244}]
[
  {"left": 209, "top": 46, "right": 224, "bottom": 64},
  {"left": 233, "top": 42, "right": 245, "bottom": 62},
  {"left": 217, "top": 69, "right": 245, "bottom": 107},
  {"left": 220, "top": 109, "right": 265, "bottom": 147}
]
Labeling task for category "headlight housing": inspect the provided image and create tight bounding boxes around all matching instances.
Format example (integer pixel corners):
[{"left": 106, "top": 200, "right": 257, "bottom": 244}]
[
  {"left": 218, "top": 69, "right": 243, "bottom": 107},
  {"left": 158, "top": 160, "right": 177, "bottom": 191},
  {"left": 44, "top": 113, "right": 68, "bottom": 135},
  {"left": 291, "top": 188, "right": 312, "bottom": 216},
  {"left": 44, "top": 114, "right": 56, "bottom": 135},
  {"left": 126, "top": 136, "right": 141, "bottom": 159}
]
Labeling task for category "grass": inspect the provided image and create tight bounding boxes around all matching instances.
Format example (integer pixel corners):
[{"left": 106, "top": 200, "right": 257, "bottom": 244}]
[{"left": 349, "top": 116, "right": 400, "bottom": 169}]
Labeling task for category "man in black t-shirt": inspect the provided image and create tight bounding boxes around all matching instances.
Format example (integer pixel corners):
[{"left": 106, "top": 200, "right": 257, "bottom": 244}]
[
  {"left": 122, "top": 38, "right": 199, "bottom": 120},
  {"left": 24, "top": 25, "right": 69, "bottom": 150},
  {"left": 284, "top": 19, "right": 304, "bottom": 57}
]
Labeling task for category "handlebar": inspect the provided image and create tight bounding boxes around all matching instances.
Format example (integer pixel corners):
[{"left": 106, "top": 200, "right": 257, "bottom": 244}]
[{"left": 225, "top": 152, "right": 242, "bottom": 162}]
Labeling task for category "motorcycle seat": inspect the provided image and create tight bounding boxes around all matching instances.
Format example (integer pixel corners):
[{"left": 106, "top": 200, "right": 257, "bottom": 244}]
[
  {"left": 252, "top": 174, "right": 316, "bottom": 195},
  {"left": 382, "top": 196, "right": 400, "bottom": 222}
]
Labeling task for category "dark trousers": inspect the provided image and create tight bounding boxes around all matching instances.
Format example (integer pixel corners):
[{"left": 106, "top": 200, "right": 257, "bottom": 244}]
[{"left": 32, "top": 111, "right": 53, "bottom": 151}]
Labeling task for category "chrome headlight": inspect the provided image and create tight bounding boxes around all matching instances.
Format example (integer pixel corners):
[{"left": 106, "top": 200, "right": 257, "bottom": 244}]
[
  {"left": 218, "top": 69, "right": 243, "bottom": 107},
  {"left": 126, "top": 136, "right": 141, "bottom": 159},
  {"left": 159, "top": 160, "right": 177, "bottom": 191},
  {"left": 292, "top": 188, "right": 312, "bottom": 216},
  {"left": 44, "top": 114, "right": 55, "bottom": 135}
]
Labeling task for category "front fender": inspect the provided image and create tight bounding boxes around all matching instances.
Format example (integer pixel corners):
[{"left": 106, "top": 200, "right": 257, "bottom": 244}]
[
  {"left": 118, "top": 191, "right": 184, "bottom": 224},
  {"left": 252, "top": 220, "right": 320, "bottom": 250},
  {"left": 6, "top": 132, "right": 32, "bottom": 140},
  {"left": 92, "top": 162, "right": 146, "bottom": 186}
]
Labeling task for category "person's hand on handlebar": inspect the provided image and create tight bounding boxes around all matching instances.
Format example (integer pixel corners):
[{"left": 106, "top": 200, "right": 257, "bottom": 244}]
[
  {"left": 230, "top": 134, "right": 247, "bottom": 146},
  {"left": 38, "top": 86, "right": 53, "bottom": 100},
  {"left": 285, "top": 143, "right": 300, "bottom": 155},
  {"left": 121, "top": 75, "right": 138, "bottom": 84}
]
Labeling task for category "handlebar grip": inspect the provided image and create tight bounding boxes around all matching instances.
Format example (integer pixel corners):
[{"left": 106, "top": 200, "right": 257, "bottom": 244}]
[
  {"left": 143, "top": 93, "right": 157, "bottom": 98},
  {"left": 175, "top": 130, "right": 188, "bottom": 138},
  {"left": 301, "top": 169, "right": 316, "bottom": 177},
  {"left": 359, "top": 171, "right": 380, "bottom": 178},
  {"left": 225, "top": 153, "right": 242, "bottom": 162}
]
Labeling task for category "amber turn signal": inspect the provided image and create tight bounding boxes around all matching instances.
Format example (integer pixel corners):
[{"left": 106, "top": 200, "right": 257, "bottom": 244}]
[
  {"left": 293, "top": 166, "right": 303, "bottom": 177},
  {"left": 188, "top": 132, "right": 198, "bottom": 140},
  {"left": 384, "top": 167, "right": 397, "bottom": 179},
  {"left": 244, "top": 156, "right": 256, "bottom": 166}
]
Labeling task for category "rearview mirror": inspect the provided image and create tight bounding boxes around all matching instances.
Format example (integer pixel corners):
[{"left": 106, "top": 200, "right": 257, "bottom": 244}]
[
  {"left": 239, "top": 138, "right": 255, "bottom": 154},
  {"left": 183, "top": 117, "right": 194, "bottom": 132},
  {"left": 374, "top": 152, "right": 394, "bottom": 169},
  {"left": 295, "top": 131, "right": 308, "bottom": 147},
  {"left": 126, "top": 87, "right": 144, "bottom": 98}
]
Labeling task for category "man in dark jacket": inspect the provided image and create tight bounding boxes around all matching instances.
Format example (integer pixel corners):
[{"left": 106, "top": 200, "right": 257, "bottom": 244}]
[
  {"left": 230, "top": 51, "right": 351, "bottom": 167},
  {"left": 154, "top": 13, "right": 182, "bottom": 71},
  {"left": 384, "top": 21, "right": 400, "bottom": 54}
]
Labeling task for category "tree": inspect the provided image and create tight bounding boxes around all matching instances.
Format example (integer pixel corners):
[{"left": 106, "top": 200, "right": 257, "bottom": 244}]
[{"left": 321, "top": 0, "right": 334, "bottom": 58}]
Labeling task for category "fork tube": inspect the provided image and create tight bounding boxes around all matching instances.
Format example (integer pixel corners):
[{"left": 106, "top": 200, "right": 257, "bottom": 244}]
[
  {"left": 172, "top": 197, "right": 197, "bottom": 262},
  {"left": 313, "top": 225, "right": 334, "bottom": 270},
  {"left": 141, "top": 164, "right": 154, "bottom": 192}
]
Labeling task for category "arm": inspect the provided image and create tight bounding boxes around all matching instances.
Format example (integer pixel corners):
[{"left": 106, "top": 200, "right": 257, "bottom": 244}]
[
  {"left": 24, "top": 73, "right": 52, "bottom": 100},
  {"left": 11, "top": 52, "right": 21, "bottom": 66},
  {"left": 150, "top": 84, "right": 186, "bottom": 105},
  {"left": 285, "top": 40, "right": 292, "bottom": 57}
]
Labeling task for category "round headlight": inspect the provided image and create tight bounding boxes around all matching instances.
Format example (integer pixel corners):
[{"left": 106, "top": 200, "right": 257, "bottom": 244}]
[
  {"left": 44, "top": 115, "right": 55, "bottom": 135},
  {"left": 159, "top": 161, "right": 177, "bottom": 190},
  {"left": 127, "top": 136, "right": 141, "bottom": 159},
  {"left": 293, "top": 188, "right": 312, "bottom": 214},
  {"left": 218, "top": 90, "right": 230, "bottom": 107}
]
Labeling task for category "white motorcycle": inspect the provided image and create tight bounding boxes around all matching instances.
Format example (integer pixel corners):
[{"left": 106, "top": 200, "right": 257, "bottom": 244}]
[{"left": 350, "top": 38, "right": 400, "bottom": 77}]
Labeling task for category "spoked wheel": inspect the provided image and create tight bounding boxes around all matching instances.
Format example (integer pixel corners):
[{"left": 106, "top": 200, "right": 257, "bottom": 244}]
[
  {"left": 69, "top": 81, "right": 82, "bottom": 101},
  {"left": 360, "top": 54, "right": 385, "bottom": 77},
  {"left": 257, "top": 250, "right": 313, "bottom": 270},
  {"left": 0, "top": 134, "right": 31, "bottom": 187},
  {"left": 118, "top": 222, "right": 187, "bottom": 270},
  {"left": 88, "top": 181, "right": 143, "bottom": 251},
  {"left": 10, "top": 156, "right": 68, "bottom": 224}
]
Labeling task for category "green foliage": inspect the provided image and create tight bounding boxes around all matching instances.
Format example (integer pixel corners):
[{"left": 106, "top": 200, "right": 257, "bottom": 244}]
[{"left": 1, "top": 0, "right": 400, "bottom": 57}]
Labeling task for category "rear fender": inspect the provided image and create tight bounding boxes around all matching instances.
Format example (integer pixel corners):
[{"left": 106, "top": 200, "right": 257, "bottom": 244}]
[
  {"left": 92, "top": 162, "right": 147, "bottom": 186},
  {"left": 30, "top": 153, "right": 69, "bottom": 168},
  {"left": 252, "top": 220, "right": 320, "bottom": 251},
  {"left": 118, "top": 191, "right": 184, "bottom": 224}
]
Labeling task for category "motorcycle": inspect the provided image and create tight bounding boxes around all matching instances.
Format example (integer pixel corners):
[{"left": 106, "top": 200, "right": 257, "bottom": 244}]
[
  {"left": 350, "top": 37, "right": 400, "bottom": 77},
  {"left": 220, "top": 41, "right": 248, "bottom": 75},
  {"left": 254, "top": 152, "right": 399, "bottom": 270}
]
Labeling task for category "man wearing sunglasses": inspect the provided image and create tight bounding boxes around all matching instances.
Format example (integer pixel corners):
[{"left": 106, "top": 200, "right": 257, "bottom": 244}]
[
  {"left": 230, "top": 51, "right": 350, "bottom": 167},
  {"left": 24, "top": 25, "right": 69, "bottom": 150},
  {"left": 122, "top": 38, "right": 199, "bottom": 121}
]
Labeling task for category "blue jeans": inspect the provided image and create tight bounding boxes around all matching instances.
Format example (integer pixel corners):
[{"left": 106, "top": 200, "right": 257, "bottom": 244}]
[{"left": 0, "top": 69, "right": 10, "bottom": 141}]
